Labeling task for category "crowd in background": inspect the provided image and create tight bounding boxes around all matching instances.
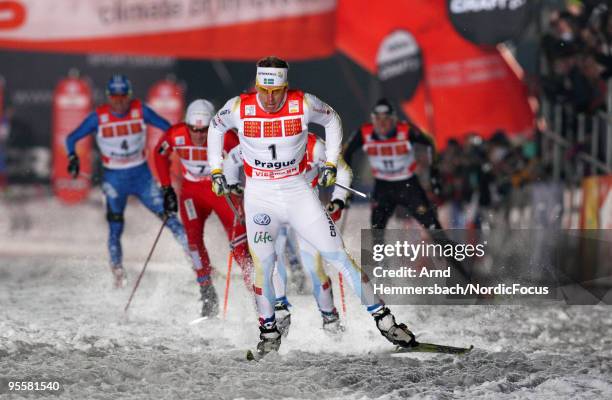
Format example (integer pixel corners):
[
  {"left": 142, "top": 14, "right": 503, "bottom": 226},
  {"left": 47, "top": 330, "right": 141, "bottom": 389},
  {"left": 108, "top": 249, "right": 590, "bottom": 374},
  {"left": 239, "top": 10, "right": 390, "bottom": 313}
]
[
  {"left": 420, "top": 131, "right": 542, "bottom": 229},
  {"left": 538, "top": 0, "right": 612, "bottom": 174},
  {"left": 541, "top": 0, "right": 612, "bottom": 115}
]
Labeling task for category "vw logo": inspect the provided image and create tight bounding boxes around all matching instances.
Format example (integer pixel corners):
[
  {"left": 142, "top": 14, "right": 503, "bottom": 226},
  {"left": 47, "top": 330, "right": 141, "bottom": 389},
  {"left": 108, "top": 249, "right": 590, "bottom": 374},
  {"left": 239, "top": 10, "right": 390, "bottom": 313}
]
[{"left": 253, "top": 213, "right": 271, "bottom": 226}]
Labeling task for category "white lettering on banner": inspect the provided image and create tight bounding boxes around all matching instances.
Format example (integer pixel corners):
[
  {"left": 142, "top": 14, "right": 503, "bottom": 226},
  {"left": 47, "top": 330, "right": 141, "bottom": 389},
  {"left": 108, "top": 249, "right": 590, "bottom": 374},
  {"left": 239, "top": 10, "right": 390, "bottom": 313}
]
[
  {"left": 0, "top": 0, "right": 336, "bottom": 40},
  {"left": 87, "top": 54, "right": 175, "bottom": 68},
  {"left": 378, "top": 58, "right": 421, "bottom": 80},
  {"left": 377, "top": 30, "right": 422, "bottom": 81},
  {"left": 450, "top": 0, "right": 526, "bottom": 14},
  {"left": 55, "top": 177, "right": 89, "bottom": 190},
  {"left": 150, "top": 97, "right": 182, "bottom": 110},
  {"left": 12, "top": 89, "right": 53, "bottom": 106},
  {"left": 428, "top": 55, "right": 508, "bottom": 87},
  {"left": 56, "top": 94, "right": 90, "bottom": 108}
]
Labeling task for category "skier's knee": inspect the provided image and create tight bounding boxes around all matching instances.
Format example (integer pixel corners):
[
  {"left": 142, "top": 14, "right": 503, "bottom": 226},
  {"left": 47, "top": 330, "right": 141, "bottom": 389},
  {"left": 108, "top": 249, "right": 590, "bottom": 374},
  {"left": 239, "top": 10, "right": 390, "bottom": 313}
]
[{"left": 106, "top": 211, "right": 124, "bottom": 223}]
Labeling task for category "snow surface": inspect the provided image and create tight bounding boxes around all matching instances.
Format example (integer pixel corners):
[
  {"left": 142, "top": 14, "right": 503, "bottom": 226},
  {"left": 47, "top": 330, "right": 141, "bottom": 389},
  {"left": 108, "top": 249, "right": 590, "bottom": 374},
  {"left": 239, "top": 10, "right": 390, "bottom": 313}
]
[{"left": 1, "top": 194, "right": 612, "bottom": 399}]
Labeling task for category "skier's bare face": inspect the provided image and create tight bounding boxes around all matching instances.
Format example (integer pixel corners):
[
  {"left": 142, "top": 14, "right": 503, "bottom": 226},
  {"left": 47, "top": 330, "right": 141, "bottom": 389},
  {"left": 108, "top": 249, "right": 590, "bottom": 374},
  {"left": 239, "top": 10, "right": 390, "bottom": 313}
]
[
  {"left": 188, "top": 125, "right": 208, "bottom": 146},
  {"left": 256, "top": 85, "right": 287, "bottom": 113},
  {"left": 372, "top": 114, "right": 396, "bottom": 136},
  {"left": 108, "top": 95, "right": 131, "bottom": 115}
]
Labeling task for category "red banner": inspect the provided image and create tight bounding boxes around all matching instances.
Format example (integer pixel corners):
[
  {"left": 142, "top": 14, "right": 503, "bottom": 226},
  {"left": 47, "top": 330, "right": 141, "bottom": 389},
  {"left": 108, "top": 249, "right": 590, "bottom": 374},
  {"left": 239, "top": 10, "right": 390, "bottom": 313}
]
[
  {"left": 0, "top": 0, "right": 336, "bottom": 61},
  {"left": 51, "top": 76, "right": 93, "bottom": 204},
  {"left": 336, "top": 0, "right": 534, "bottom": 149},
  {"left": 146, "top": 79, "right": 184, "bottom": 186}
]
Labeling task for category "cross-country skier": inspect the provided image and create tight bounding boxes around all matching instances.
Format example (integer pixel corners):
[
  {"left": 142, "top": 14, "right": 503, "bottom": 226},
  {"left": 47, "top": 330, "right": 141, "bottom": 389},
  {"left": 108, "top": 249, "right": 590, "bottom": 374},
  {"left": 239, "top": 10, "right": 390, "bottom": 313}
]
[
  {"left": 224, "top": 132, "right": 351, "bottom": 335},
  {"left": 207, "top": 56, "right": 416, "bottom": 356},
  {"left": 343, "top": 98, "right": 440, "bottom": 231},
  {"left": 343, "top": 98, "right": 471, "bottom": 281},
  {"left": 153, "top": 99, "right": 254, "bottom": 317},
  {"left": 65, "top": 74, "right": 190, "bottom": 288}
]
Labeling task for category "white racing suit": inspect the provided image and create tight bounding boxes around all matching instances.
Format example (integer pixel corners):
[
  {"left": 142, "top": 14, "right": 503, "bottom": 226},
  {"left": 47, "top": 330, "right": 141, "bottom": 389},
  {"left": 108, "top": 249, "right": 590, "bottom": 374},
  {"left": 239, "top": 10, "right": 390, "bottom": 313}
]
[
  {"left": 209, "top": 90, "right": 383, "bottom": 328},
  {"left": 224, "top": 133, "right": 352, "bottom": 315}
]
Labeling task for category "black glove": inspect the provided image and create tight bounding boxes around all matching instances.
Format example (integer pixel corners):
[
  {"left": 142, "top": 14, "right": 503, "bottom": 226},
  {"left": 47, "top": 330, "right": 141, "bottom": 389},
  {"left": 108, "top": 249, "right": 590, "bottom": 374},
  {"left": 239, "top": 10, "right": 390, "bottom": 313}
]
[
  {"left": 229, "top": 183, "right": 244, "bottom": 196},
  {"left": 67, "top": 153, "right": 80, "bottom": 179},
  {"left": 162, "top": 186, "right": 178, "bottom": 215}
]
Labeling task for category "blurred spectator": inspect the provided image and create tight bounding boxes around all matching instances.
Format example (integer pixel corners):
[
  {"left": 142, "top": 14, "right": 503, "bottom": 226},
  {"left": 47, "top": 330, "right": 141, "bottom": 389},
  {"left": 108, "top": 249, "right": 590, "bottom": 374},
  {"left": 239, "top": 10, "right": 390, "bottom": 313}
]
[
  {"left": 581, "top": 52, "right": 607, "bottom": 112},
  {"left": 437, "top": 138, "right": 469, "bottom": 228}
]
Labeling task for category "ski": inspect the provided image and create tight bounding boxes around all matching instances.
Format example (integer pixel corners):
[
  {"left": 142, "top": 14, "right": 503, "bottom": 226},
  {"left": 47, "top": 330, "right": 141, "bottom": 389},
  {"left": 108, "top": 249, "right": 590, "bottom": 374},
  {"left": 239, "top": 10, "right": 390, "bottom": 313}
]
[
  {"left": 391, "top": 342, "right": 473, "bottom": 355},
  {"left": 188, "top": 316, "right": 210, "bottom": 325}
]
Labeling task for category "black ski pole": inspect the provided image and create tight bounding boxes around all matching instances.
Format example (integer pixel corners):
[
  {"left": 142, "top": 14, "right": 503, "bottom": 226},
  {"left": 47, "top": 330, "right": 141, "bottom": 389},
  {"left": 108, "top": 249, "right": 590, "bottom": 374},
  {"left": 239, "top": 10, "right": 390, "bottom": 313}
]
[{"left": 124, "top": 215, "right": 168, "bottom": 313}]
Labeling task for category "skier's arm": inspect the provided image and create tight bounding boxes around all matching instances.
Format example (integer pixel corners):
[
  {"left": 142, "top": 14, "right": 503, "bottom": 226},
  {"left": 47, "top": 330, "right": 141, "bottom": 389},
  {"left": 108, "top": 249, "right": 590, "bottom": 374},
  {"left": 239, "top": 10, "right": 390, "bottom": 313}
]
[
  {"left": 342, "top": 128, "right": 364, "bottom": 169},
  {"left": 304, "top": 93, "right": 342, "bottom": 166},
  {"left": 408, "top": 123, "right": 436, "bottom": 153},
  {"left": 64, "top": 112, "right": 98, "bottom": 155},
  {"left": 331, "top": 156, "right": 352, "bottom": 203},
  {"left": 223, "top": 145, "right": 243, "bottom": 186},
  {"left": 208, "top": 97, "right": 239, "bottom": 172},
  {"left": 143, "top": 104, "right": 171, "bottom": 131},
  {"left": 153, "top": 129, "right": 175, "bottom": 187}
]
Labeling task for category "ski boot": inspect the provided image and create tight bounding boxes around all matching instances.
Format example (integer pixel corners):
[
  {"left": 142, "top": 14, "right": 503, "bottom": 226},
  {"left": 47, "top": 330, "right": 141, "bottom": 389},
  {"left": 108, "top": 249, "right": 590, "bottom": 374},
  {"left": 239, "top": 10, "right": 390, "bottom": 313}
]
[
  {"left": 321, "top": 308, "right": 345, "bottom": 334},
  {"left": 256, "top": 324, "right": 282, "bottom": 356},
  {"left": 373, "top": 307, "right": 417, "bottom": 348},
  {"left": 199, "top": 284, "right": 219, "bottom": 318},
  {"left": 274, "top": 299, "right": 291, "bottom": 337},
  {"left": 111, "top": 265, "right": 127, "bottom": 289}
]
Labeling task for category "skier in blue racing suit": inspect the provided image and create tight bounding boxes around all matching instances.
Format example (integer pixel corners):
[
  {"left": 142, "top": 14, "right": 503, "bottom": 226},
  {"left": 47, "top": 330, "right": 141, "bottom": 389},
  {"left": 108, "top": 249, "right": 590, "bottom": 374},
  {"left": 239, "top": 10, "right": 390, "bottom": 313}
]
[{"left": 65, "top": 74, "right": 189, "bottom": 288}]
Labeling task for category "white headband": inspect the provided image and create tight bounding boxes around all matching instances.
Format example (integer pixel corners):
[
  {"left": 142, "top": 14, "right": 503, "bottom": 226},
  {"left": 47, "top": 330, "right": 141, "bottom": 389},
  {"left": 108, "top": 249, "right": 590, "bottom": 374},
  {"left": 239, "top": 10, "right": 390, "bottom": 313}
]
[{"left": 256, "top": 67, "right": 288, "bottom": 87}]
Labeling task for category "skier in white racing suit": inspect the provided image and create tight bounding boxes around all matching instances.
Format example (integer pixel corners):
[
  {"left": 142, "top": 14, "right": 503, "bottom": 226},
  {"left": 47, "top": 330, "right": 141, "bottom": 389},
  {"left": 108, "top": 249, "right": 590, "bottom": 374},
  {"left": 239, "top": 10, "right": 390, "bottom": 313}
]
[
  {"left": 224, "top": 133, "right": 351, "bottom": 335},
  {"left": 207, "top": 56, "right": 416, "bottom": 356}
]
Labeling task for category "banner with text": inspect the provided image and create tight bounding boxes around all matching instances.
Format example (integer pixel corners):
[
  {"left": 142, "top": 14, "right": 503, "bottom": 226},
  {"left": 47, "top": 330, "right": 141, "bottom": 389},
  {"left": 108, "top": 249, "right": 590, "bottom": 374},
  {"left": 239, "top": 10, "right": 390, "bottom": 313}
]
[
  {"left": 0, "top": 0, "right": 336, "bottom": 60},
  {"left": 336, "top": 0, "right": 534, "bottom": 148}
]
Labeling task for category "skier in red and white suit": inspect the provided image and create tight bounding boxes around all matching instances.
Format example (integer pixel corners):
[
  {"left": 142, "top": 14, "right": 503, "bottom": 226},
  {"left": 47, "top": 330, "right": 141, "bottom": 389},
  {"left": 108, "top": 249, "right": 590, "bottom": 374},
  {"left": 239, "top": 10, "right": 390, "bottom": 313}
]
[
  {"left": 207, "top": 56, "right": 417, "bottom": 355},
  {"left": 154, "top": 99, "right": 253, "bottom": 318}
]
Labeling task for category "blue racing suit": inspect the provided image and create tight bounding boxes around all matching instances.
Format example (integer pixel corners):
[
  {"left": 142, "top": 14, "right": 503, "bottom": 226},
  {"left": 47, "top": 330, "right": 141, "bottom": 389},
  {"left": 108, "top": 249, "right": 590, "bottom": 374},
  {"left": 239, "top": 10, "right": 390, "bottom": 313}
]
[{"left": 65, "top": 100, "right": 188, "bottom": 268}]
